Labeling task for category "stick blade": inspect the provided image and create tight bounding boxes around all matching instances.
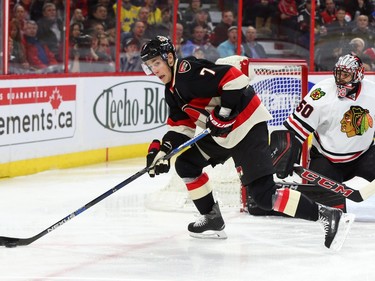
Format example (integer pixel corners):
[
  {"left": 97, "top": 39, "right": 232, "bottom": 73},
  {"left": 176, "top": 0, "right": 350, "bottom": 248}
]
[{"left": 0, "top": 236, "right": 25, "bottom": 248}]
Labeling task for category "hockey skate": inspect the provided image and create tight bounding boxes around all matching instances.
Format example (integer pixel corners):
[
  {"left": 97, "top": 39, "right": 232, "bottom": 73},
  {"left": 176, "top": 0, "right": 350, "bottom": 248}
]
[
  {"left": 318, "top": 204, "right": 355, "bottom": 251},
  {"left": 188, "top": 202, "right": 227, "bottom": 239}
]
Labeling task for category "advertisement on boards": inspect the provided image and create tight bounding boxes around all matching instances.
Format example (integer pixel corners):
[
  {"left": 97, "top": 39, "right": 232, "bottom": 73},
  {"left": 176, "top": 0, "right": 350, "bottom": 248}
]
[
  {"left": 0, "top": 85, "right": 76, "bottom": 146},
  {"left": 84, "top": 76, "right": 168, "bottom": 148}
]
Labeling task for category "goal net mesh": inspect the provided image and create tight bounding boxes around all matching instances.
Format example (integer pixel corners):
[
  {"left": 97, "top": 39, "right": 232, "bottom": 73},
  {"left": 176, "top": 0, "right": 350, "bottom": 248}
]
[{"left": 145, "top": 59, "right": 308, "bottom": 212}]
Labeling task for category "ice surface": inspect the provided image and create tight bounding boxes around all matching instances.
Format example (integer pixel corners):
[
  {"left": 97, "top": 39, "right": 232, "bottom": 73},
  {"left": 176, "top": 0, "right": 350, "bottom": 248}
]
[{"left": 0, "top": 158, "right": 374, "bottom": 281}]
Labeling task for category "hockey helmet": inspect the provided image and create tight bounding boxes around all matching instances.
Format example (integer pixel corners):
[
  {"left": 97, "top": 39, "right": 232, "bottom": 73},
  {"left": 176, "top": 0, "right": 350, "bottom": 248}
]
[
  {"left": 140, "top": 36, "right": 176, "bottom": 75},
  {"left": 333, "top": 54, "right": 364, "bottom": 86}
]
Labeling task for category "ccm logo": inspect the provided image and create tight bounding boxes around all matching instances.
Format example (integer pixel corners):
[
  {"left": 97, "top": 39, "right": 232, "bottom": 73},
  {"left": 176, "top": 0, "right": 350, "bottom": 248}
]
[{"left": 300, "top": 170, "right": 353, "bottom": 197}]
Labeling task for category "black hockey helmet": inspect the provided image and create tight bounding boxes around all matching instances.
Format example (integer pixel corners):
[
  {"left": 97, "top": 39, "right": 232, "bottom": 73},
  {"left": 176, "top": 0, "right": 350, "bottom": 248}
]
[
  {"left": 333, "top": 54, "right": 364, "bottom": 86},
  {"left": 140, "top": 36, "right": 176, "bottom": 63}
]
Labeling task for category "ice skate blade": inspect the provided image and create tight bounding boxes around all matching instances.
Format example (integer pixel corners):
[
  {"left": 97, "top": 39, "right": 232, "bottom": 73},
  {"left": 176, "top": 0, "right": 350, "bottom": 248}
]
[
  {"left": 329, "top": 213, "right": 355, "bottom": 251},
  {"left": 189, "top": 230, "right": 228, "bottom": 239}
]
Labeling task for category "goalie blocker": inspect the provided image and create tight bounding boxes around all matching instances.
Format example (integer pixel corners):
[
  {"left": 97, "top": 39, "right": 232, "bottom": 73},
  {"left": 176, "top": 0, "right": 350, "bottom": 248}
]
[{"left": 244, "top": 130, "right": 346, "bottom": 216}]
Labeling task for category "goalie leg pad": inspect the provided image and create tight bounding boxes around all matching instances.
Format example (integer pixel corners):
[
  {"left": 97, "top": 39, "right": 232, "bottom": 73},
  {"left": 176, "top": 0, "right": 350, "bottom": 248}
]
[{"left": 270, "top": 130, "right": 302, "bottom": 179}]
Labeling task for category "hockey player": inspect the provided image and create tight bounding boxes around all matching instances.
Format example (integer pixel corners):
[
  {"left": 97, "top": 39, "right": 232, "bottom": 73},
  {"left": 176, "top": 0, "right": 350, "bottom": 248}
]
[
  {"left": 283, "top": 53, "right": 375, "bottom": 212},
  {"left": 141, "top": 35, "right": 354, "bottom": 250}
]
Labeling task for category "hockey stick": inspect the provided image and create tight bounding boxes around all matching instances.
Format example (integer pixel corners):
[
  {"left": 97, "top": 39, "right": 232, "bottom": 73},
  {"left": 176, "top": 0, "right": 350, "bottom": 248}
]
[
  {"left": 0, "top": 129, "right": 210, "bottom": 248},
  {"left": 293, "top": 165, "right": 375, "bottom": 203}
]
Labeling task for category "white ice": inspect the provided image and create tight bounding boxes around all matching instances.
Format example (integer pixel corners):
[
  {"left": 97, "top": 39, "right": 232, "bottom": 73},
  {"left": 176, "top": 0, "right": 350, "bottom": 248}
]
[{"left": 0, "top": 158, "right": 374, "bottom": 281}]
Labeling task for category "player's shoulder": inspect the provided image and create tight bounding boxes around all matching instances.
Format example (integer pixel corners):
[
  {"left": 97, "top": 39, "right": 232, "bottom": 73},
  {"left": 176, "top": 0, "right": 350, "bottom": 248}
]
[
  {"left": 176, "top": 56, "right": 232, "bottom": 76},
  {"left": 307, "top": 78, "right": 336, "bottom": 101}
]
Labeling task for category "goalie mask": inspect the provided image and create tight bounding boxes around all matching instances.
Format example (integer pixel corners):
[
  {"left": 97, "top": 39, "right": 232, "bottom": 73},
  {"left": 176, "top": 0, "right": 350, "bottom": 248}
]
[
  {"left": 140, "top": 36, "right": 176, "bottom": 75},
  {"left": 333, "top": 54, "right": 364, "bottom": 97}
]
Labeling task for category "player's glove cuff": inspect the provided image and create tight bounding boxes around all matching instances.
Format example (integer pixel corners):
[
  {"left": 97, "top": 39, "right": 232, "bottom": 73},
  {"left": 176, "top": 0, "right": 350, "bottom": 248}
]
[
  {"left": 206, "top": 106, "right": 237, "bottom": 137},
  {"left": 146, "top": 140, "right": 172, "bottom": 177}
]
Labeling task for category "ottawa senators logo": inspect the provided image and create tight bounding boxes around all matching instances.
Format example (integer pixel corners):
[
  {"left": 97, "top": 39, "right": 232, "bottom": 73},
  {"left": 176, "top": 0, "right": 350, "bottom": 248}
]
[
  {"left": 178, "top": 60, "right": 191, "bottom": 73},
  {"left": 310, "top": 88, "right": 326, "bottom": 100}
]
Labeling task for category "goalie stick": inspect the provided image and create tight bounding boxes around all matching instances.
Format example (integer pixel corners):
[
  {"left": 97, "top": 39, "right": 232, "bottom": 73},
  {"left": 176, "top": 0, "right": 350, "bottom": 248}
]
[
  {"left": 293, "top": 165, "right": 375, "bottom": 203},
  {"left": 0, "top": 129, "right": 210, "bottom": 248}
]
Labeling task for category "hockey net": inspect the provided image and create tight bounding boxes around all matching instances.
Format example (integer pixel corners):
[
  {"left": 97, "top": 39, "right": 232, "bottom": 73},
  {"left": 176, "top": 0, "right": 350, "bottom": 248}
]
[{"left": 145, "top": 58, "right": 308, "bottom": 212}]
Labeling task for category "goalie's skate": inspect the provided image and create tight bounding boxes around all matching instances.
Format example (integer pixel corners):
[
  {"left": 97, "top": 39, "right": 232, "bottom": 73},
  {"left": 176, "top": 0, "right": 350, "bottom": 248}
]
[
  {"left": 318, "top": 204, "right": 355, "bottom": 251},
  {"left": 188, "top": 203, "right": 227, "bottom": 239}
]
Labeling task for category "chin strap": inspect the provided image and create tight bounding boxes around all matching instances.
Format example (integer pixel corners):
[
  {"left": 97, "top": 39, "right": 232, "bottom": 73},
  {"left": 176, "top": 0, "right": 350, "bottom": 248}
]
[{"left": 337, "top": 83, "right": 359, "bottom": 98}]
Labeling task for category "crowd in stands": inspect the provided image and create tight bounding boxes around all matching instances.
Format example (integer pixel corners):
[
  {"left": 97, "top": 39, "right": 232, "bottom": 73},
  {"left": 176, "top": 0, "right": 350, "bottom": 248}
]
[{"left": 5, "top": 0, "right": 375, "bottom": 74}]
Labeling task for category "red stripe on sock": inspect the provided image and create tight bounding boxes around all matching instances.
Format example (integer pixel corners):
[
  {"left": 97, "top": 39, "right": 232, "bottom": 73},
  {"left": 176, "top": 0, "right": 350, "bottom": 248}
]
[
  {"left": 186, "top": 173, "right": 209, "bottom": 191},
  {"left": 273, "top": 188, "right": 290, "bottom": 212}
]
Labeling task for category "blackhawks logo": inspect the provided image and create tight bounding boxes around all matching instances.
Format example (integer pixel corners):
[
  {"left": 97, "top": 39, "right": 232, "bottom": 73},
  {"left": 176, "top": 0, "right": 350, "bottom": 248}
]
[
  {"left": 340, "top": 105, "right": 373, "bottom": 137},
  {"left": 310, "top": 88, "right": 326, "bottom": 100}
]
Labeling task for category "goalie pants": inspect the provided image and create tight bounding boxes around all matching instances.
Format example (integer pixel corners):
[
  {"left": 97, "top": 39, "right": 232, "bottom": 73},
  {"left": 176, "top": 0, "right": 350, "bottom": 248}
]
[{"left": 305, "top": 145, "right": 375, "bottom": 211}]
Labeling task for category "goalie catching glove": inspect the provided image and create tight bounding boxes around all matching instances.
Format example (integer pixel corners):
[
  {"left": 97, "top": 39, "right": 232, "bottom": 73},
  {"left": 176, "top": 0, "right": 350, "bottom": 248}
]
[
  {"left": 146, "top": 140, "right": 172, "bottom": 177},
  {"left": 270, "top": 130, "right": 302, "bottom": 179},
  {"left": 206, "top": 106, "right": 237, "bottom": 137}
]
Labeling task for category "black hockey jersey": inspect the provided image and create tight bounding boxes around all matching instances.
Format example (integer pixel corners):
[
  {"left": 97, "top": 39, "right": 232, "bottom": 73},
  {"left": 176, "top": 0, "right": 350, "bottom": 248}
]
[{"left": 162, "top": 56, "right": 272, "bottom": 149}]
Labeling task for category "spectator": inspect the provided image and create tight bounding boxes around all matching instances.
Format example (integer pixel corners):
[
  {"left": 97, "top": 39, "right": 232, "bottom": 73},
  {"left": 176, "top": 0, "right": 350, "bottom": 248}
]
[
  {"left": 242, "top": 26, "right": 267, "bottom": 58},
  {"left": 69, "top": 23, "right": 84, "bottom": 60},
  {"left": 325, "top": 5, "right": 352, "bottom": 44},
  {"left": 113, "top": 0, "right": 140, "bottom": 32},
  {"left": 181, "top": 25, "right": 220, "bottom": 62},
  {"left": 106, "top": 21, "right": 117, "bottom": 59},
  {"left": 70, "top": 8, "right": 86, "bottom": 31},
  {"left": 164, "top": 0, "right": 183, "bottom": 23},
  {"left": 85, "top": 3, "right": 111, "bottom": 32},
  {"left": 320, "top": 0, "right": 337, "bottom": 25},
  {"left": 143, "top": 0, "right": 162, "bottom": 25},
  {"left": 172, "top": 22, "right": 188, "bottom": 59},
  {"left": 347, "top": 0, "right": 374, "bottom": 22},
  {"left": 8, "top": 19, "right": 31, "bottom": 73},
  {"left": 29, "top": 0, "right": 45, "bottom": 22},
  {"left": 350, "top": 14, "right": 375, "bottom": 49},
  {"left": 186, "top": 9, "right": 214, "bottom": 41},
  {"left": 346, "top": 37, "right": 366, "bottom": 57},
  {"left": 363, "top": 41, "right": 375, "bottom": 69},
  {"left": 155, "top": 7, "right": 172, "bottom": 37},
  {"left": 37, "top": 2, "right": 64, "bottom": 62},
  {"left": 121, "top": 20, "right": 150, "bottom": 49},
  {"left": 210, "top": 10, "right": 235, "bottom": 47},
  {"left": 243, "top": 0, "right": 276, "bottom": 37},
  {"left": 315, "top": 5, "right": 352, "bottom": 70},
  {"left": 297, "top": 0, "right": 323, "bottom": 50},
  {"left": 12, "top": 4, "right": 28, "bottom": 32},
  {"left": 120, "top": 38, "right": 143, "bottom": 72},
  {"left": 98, "top": 0, "right": 115, "bottom": 19},
  {"left": 343, "top": 37, "right": 372, "bottom": 71},
  {"left": 69, "top": 34, "right": 100, "bottom": 73},
  {"left": 95, "top": 35, "right": 115, "bottom": 71},
  {"left": 91, "top": 22, "right": 106, "bottom": 37},
  {"left": 137, "top": 6, "right": 157, "bottom": 39},
  {"left": 70, "top": 0, "right": 89, "bottom": 18},
  {"left": 314, "top": 39, "right": 343, "bottom": 70},
  {"left": 51, "top": 0, "right": 65, "bottom": 21},
  {"left": 18, "top": 0, "right": 31, "bottom": 20},
  {"left": 277, "top": 0, "right": 299, "bottom": 43},
  {"left": 182, "top": 0, "right": 208, "bottom": 26},
  {"left": 24, "top": 20, "right": 59, "bottom": 72},
  {"left": 217, "top": 26, "right": 245, "bottom": 57}
]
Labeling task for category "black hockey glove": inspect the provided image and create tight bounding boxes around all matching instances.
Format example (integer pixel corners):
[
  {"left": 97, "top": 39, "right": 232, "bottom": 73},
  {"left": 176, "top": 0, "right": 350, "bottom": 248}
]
[
  {"left": 206, "top": 106, "right": 237, "bottom": 137},
  {"left": 270, "top": 130, "right": 302, "bottom": 179},
  {"left": 146, "top": 140, "right": 172, "bottom": 178}
]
